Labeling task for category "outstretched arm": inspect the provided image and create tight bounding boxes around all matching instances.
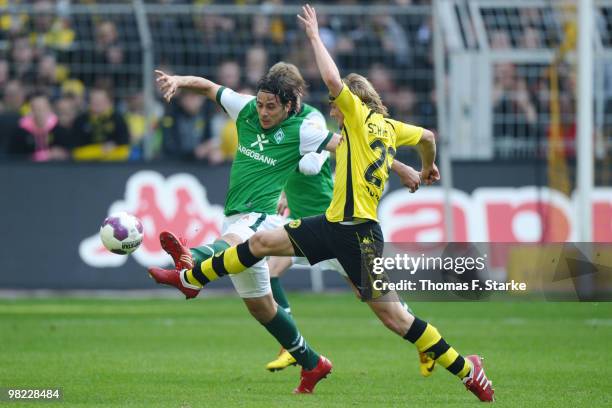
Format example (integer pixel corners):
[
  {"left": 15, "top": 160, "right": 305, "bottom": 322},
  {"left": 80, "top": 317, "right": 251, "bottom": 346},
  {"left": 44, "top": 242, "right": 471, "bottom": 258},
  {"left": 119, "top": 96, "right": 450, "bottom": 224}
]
[
  {"left": 298, "top": 4, "right": 343, "bottom": 98},
  {"left": 155, "top": 70, "right": 221, "bottom": 103}
]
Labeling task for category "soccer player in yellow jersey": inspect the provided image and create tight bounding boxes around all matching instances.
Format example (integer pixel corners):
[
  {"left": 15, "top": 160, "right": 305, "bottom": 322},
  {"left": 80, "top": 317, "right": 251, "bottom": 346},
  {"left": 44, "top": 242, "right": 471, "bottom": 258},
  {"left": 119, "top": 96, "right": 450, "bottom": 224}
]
[{"left": 149, "top": 5, "right": 494, "bottom": 401}]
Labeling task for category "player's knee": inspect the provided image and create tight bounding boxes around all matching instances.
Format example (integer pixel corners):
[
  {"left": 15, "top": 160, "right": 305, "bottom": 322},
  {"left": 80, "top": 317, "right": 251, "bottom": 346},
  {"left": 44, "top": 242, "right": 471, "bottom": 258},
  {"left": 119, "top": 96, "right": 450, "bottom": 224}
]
[
  {"left": 268, "top": 265, "right": 280, "bottom": 278},
  {"left": 249, "top": 232, "right": 272, "bottom": 257}
]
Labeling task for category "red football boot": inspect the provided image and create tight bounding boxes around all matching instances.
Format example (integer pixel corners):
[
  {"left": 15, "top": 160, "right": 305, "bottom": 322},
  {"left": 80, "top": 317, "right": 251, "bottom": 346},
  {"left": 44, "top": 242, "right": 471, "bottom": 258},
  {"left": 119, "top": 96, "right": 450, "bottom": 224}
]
[
  {"left": 463, "top": 355, "right": 495, "bottom": 402},
  {"left": 293, "top": 356, "right": 332, "bottom": 394},
  {"left": 148, "top": 267, "right": 200, "bottom": 300},
  {"left": 160, "top": 231, "right": 194, "bottom": 270}
]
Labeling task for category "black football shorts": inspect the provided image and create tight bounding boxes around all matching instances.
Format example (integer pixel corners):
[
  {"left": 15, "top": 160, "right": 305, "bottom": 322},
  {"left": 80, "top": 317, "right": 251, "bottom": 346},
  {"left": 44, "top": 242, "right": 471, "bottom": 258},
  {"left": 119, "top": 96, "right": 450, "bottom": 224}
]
[{"left": 284, "top": 214, "right": 389, "bottom": 300}]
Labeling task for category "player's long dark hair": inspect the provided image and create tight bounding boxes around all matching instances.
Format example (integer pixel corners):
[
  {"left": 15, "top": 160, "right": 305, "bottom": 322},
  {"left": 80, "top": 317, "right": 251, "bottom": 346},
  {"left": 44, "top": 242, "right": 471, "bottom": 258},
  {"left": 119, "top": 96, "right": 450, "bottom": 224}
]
[{"left": 256, "top": 62, "right": 305, "bottom": 115}]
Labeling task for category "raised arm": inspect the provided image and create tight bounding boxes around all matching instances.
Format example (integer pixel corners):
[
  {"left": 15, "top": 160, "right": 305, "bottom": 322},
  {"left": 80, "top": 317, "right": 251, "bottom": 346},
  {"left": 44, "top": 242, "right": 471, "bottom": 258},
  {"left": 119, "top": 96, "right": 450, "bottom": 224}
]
[
  {"left": 155, "top": 70, "right": 221, "bottom": 103},
  {"left": 298, "top": 5, "right": 343, "bottom": 98}
]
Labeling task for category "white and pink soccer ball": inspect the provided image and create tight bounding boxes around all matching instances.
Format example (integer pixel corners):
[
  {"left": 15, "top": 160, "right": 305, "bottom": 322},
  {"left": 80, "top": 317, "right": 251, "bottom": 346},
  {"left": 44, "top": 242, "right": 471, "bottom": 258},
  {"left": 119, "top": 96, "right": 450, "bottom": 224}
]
[{"left": 99, "top": 212, "right": 144, "bottom": 255}]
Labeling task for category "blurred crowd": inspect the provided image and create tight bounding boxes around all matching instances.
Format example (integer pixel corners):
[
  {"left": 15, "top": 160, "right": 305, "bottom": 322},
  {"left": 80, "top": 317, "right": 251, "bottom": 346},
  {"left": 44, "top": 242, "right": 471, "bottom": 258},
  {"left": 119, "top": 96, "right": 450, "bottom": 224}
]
[
  {"left": 0, "top": 0, "right": 434, "bottom": 163},
  {"left": 0, "top": 0, "right": 141, "bottom": 161},
  {"left": 1, "top": 0, "right": 607, "bottom": 163},
  {"left": 485, "top": 6, "right": 612, "bottom": 158}
]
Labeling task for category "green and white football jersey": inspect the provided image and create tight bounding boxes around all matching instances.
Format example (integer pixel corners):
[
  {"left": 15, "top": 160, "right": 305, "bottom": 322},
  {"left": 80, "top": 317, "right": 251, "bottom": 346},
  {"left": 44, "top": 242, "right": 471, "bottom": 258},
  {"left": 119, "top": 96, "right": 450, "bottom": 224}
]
[
  {"left": 217, "top": 87, "right": 333, "bottom": 216},
  {"left": 283, "top": 104, "right": 334, "bottom": 220},
  {"left": 284, "top": 159, "right": 333, "bottom": 219}
]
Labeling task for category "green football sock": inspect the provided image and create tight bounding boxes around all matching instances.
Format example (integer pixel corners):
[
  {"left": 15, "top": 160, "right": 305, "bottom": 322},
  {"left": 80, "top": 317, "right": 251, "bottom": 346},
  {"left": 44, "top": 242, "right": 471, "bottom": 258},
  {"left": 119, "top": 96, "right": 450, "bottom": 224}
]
[
  {"left": 271, "top": 277, "right": 292, "bottom": 315},
  {"left": 190, "top": 240, "right": 230, "bottom": 265},
  {"left": 263, "top": 307, "right": 319, "bottom": 370},
  {"left": 186, "top": 241, "right": 261, "bottom": 287},
  {"left": 185, "top": 240, "right": 230, "bottom": 287}
]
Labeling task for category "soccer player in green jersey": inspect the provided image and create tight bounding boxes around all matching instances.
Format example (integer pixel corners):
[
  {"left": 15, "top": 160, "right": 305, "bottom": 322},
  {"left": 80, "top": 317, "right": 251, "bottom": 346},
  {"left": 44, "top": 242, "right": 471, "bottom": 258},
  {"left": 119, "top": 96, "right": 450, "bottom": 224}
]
[
  {"left": 152, "top": 64, "right": 340, "bottom": 393},
  {"left": 149, "top": 6, "right": 495, "bottom": 402}
]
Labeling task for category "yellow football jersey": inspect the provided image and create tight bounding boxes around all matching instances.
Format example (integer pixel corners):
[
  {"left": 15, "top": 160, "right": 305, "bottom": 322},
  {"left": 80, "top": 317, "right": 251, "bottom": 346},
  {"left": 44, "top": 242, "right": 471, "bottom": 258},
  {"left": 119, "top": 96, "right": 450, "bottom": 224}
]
[{"left": 325, "top": 84, "right": 423, "bottom": 222}]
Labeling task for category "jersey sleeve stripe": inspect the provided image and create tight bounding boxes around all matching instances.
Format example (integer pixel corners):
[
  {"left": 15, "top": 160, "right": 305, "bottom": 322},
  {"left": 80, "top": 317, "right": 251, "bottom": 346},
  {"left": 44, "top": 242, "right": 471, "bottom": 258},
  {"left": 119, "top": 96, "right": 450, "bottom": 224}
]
[
  {"left": 384, "top": 119, "right": 396, "bottom": 131},
  {"left": 342, "top": 128, "right": 355, "bottom": 221},
  {"left": 216, "top": 86, "right": 228, "bottom": 114},
  {"left": 316, "top": 131, "right": 333, "bottom": 153}
]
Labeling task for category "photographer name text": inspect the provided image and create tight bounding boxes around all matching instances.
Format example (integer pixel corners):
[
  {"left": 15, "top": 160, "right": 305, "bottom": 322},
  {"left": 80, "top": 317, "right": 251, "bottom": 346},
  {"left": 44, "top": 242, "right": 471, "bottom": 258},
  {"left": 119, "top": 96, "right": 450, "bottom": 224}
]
[{"left": 373, "top": 279, "right": 527, "bottom": 292}]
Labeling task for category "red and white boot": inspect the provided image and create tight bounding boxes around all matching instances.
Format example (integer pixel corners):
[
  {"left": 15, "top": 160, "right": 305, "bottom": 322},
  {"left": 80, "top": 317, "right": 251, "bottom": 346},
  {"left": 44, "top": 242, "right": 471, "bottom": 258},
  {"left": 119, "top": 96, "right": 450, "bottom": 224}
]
[
  {"left": 463, "top": 355, "right": 495, "bottom": 402},
  {"left": 159, "top": 231, "right": 194, "bottom": 270},
  {"left": 293, "top": 356, "right": 332, "bottom": 394},
  {"left": 148, "top": 267, "right": 200, "bottom": 300}
]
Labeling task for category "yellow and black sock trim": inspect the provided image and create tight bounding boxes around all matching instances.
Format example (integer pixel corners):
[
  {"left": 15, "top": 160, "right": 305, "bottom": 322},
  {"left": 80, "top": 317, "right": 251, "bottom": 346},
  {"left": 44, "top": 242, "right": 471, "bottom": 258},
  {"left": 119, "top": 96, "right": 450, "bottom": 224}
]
[
  {"left": 191, "top": 259, "right": 218, "bottom": 285},
  {"left": 403, "top": 316, "right": 428, "bottom": 343},
  {"left": 190, "top": 241, "right": 263, "bottom": 286},
  {"left": 236, "top": 241, "right": 261, "bottom": 267},
  {"left": 423, "top": 337, "right": 469, "bottom": 377},
  {"left": 425, "top": 337, "right": 451, "bottom": 359},
  {"left": 404, "top": 317, "right": 471, "bottom": 379},
  {"left": 446, "top": 354, "right": 469, "bottom": 377},
  {"left": 211, "top": 253, "right": 229, "bottom": 277}
]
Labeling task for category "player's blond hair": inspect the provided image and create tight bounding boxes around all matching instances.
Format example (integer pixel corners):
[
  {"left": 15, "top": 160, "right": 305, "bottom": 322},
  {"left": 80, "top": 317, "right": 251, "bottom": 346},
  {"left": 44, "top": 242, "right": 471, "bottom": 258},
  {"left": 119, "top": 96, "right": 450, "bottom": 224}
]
[{"left": 343, "top": 73, "right": 389, "bottom": 117}]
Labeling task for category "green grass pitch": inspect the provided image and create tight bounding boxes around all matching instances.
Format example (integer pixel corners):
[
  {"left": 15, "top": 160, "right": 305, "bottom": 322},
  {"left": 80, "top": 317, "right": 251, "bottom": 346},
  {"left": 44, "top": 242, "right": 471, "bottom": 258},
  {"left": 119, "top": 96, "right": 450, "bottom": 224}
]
[{"left": 1, "top": 294, "right": 611, "bottom": 407}]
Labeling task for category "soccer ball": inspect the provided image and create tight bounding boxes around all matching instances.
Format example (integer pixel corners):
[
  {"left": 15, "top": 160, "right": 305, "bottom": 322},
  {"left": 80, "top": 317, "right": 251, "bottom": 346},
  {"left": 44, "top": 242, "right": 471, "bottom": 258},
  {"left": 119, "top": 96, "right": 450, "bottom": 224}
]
[{"left": 99, "top": 212, "right": 143, "bottom": 255}]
